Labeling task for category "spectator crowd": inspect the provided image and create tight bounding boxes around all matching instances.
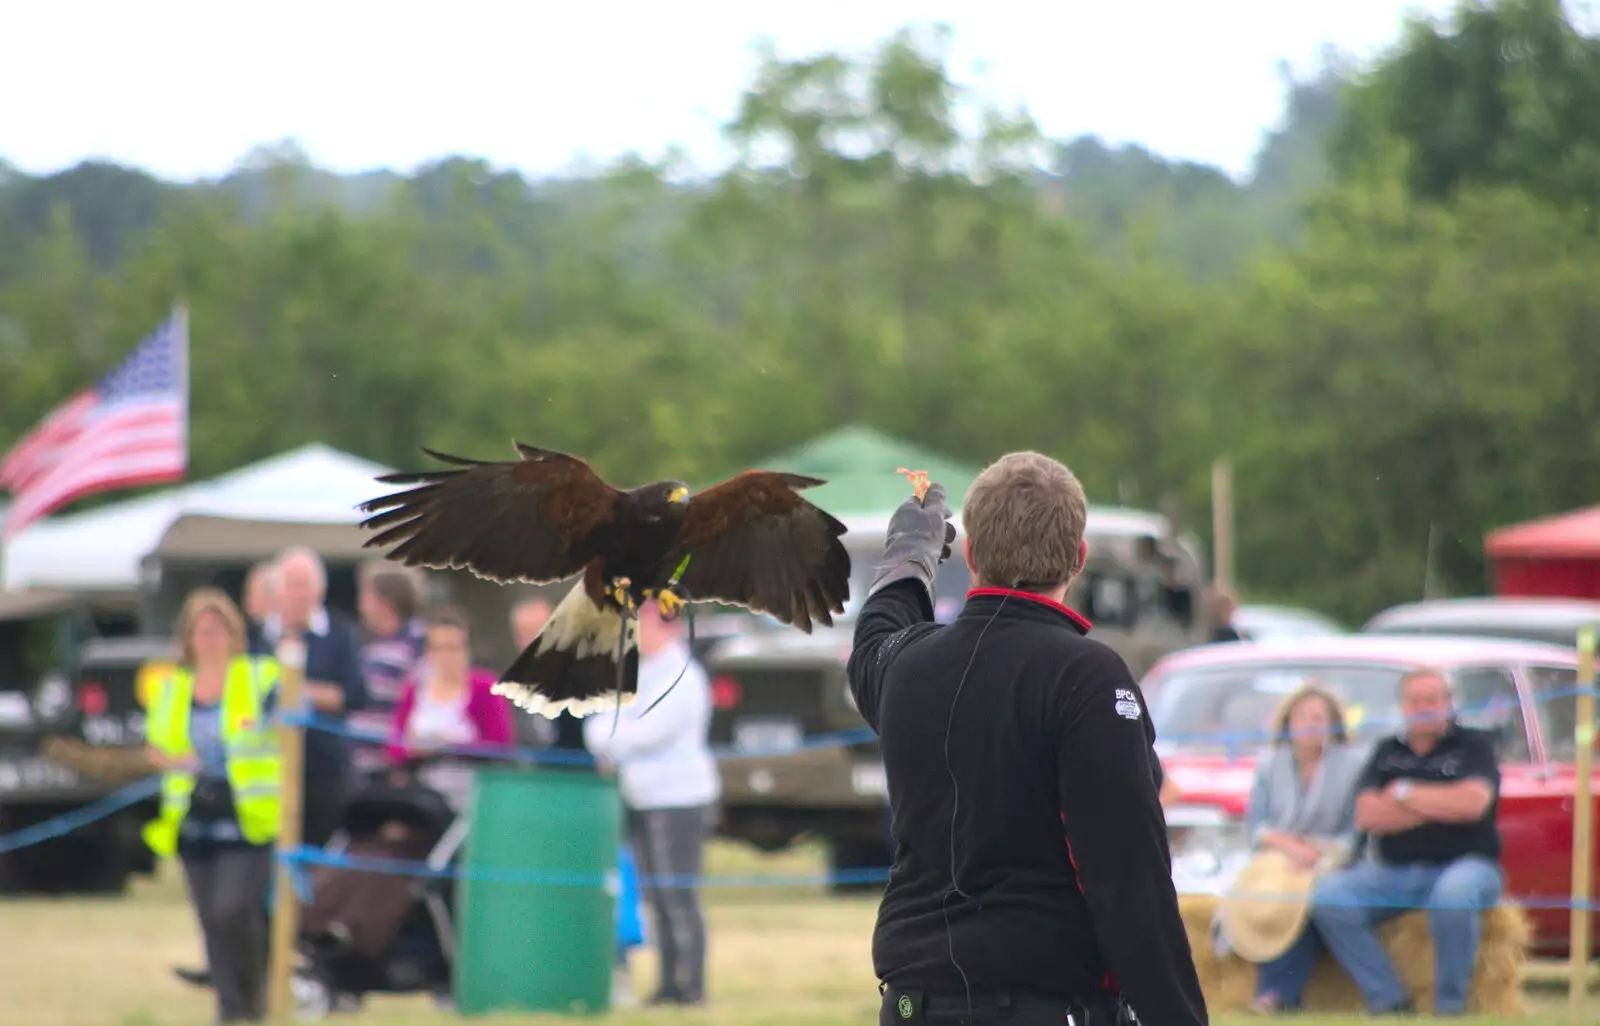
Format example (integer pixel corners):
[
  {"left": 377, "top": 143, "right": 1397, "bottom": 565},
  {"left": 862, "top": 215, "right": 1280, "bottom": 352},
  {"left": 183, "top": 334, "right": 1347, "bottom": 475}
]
[{"left": 148, "top": 550, "right": 717, "bottom": 1022}]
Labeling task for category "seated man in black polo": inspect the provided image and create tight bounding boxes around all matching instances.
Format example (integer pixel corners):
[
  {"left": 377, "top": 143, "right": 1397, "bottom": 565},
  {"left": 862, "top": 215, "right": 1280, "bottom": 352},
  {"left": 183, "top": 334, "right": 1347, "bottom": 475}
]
[{"left": 1310, "top": 668, "right": 1503, "bottom": 1016}]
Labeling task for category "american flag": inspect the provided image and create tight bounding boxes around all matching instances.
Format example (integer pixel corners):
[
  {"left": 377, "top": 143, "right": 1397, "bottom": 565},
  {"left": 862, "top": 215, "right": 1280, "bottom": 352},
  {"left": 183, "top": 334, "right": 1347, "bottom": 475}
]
[{"left": 0, "top": 309, "right": 189, "bottom": 538}]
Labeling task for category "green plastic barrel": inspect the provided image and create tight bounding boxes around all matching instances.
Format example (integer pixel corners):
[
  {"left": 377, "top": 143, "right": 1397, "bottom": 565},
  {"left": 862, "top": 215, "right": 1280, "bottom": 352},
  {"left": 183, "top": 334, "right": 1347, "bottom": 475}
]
[{"left": 454, "top": 766, "right": 620, "bottom": 1016}]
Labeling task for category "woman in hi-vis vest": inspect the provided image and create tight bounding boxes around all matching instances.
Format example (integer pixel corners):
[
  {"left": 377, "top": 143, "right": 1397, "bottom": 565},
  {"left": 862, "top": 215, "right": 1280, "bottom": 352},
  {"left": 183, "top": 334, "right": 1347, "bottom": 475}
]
[{"left": 144, "top": 587, "right": 283, "bottom": 1025}]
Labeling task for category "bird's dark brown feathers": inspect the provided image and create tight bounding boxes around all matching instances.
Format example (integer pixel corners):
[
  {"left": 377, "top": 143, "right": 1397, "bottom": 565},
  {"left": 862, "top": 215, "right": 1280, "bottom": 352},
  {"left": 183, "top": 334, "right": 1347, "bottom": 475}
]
[
  {"left": 357, "top": 443, "right": 623, "bottom": 584},
  {"left": 669, "top": 470, "right": 850, "bottom": 632}
]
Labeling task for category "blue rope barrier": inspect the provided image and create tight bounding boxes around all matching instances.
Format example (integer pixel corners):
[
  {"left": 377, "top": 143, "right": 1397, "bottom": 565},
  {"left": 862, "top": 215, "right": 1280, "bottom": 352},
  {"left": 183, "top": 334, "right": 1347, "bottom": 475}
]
[
  {"left": 276, "top": 709, "right": 879, "bottom": 765},
  {"left": 0, "top": 720, "right": 878, "bottom": 855},
  {"left": 280, "top": 845, "right": 1600, "bottom": 909},
  {"left": 0, "top": 775, "right": 161, "bottom": 854},
  {"left": 283, "top": 844, "right": 892, "bottom": 889}
]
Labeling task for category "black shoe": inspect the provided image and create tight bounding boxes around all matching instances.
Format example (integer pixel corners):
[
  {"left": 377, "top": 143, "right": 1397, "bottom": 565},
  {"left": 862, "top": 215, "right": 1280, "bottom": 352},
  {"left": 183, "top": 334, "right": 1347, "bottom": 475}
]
[
  {"left": 646, "top": 990, "right": 705, "bottom": 1007},
  {"left": 174, "top": 966, "right": 211, "bottom": 988},
  {"left": 1376, "top": 999, "right": 1415, "bottom": 1016}
]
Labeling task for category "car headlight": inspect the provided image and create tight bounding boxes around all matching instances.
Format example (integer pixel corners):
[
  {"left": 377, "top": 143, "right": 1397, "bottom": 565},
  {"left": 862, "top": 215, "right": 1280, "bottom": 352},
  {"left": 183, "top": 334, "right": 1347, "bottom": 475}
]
[{"left": 31, "top": 673, "right": 73, "bottom": 725}]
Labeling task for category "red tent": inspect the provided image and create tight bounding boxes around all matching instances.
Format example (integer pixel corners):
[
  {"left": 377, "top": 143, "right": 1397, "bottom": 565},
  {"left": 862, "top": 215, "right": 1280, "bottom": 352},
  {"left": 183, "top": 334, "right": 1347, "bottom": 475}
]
[{"left": 1485, "top": 506, "right": 1600, "bottom": 598}]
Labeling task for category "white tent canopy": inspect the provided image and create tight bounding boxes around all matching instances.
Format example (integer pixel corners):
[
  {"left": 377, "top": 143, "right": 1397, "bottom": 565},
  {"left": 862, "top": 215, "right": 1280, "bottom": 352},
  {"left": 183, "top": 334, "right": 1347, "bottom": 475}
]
[{"left": 1, "top": 444, "right": 396, "bottom": 592}]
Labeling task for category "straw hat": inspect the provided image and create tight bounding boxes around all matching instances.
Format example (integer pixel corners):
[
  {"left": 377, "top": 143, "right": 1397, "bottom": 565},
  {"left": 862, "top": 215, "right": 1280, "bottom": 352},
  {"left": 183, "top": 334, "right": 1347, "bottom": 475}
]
[{"left": 1216, "top": 848, "right": 1318, "bottom": 963}]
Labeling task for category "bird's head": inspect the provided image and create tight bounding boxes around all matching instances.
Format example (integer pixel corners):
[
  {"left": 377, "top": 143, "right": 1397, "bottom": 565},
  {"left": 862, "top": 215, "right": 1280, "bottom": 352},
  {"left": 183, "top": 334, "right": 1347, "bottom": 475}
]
[{"left": 637, "top": 480, "right": 692, "bottom": 522}]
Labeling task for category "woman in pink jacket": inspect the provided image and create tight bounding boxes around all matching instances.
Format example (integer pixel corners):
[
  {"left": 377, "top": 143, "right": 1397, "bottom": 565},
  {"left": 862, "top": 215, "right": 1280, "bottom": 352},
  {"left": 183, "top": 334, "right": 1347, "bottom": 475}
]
[{"left": 387, "top": 605, "right": 514, "bottom": 809}]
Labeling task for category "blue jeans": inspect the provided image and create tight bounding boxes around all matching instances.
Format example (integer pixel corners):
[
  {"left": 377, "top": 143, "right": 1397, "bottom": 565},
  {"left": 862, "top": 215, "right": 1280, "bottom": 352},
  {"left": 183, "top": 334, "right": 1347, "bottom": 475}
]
[
  {"left": 1310, "top": 855, "right": 1503, "bottom": 1014},
  {"left": 1255, "top": 924, "right": 1322, "bottom": 1006}
]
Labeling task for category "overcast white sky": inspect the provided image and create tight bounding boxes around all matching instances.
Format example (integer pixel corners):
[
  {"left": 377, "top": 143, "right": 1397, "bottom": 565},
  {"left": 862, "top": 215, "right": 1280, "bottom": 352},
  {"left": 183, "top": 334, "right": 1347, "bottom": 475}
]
[{"left": 4, "top": 0, "right": 1465, "bottom": 183}]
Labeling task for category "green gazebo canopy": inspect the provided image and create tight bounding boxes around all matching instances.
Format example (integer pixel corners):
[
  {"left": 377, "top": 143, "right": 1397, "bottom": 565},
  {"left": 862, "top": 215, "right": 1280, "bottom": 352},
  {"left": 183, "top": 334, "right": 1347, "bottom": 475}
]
[{"left": 715, "top": 424, "right": 983, "bottom": 517}]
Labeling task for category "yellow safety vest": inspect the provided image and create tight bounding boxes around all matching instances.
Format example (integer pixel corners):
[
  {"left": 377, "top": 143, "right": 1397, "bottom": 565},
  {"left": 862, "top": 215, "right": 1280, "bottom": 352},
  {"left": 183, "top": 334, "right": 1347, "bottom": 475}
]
[{"left": 141, "top": 655, "right": 283, "bottom": 858}]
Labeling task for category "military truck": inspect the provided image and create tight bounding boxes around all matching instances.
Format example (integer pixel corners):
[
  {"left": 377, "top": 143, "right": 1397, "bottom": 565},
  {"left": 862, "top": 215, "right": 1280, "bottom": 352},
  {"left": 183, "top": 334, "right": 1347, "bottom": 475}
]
[
  {"left": 0, "top": 590, "right": 166, "bottom": 895},
  {"left": 703, "top": 504, "right": 1211, "bottom": 890}
]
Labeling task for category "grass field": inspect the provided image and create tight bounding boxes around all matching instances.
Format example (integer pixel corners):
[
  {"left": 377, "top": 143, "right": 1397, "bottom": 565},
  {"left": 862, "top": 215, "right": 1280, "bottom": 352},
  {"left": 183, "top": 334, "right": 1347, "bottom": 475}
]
[{"left": 0, "top": 841, "right": 1590, "bottom": 1026}]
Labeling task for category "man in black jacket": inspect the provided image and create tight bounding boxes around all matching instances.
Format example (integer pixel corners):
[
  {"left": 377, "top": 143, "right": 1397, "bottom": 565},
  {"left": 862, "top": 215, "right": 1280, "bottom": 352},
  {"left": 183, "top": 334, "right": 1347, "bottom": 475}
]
[{"left": 848, "top": 452, "right": 1208, "bottom": 1026}]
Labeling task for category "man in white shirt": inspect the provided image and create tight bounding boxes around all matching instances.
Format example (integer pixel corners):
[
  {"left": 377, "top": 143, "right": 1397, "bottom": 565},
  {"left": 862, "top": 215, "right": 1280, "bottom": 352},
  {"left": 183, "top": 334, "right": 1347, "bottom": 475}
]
[{"left": 584, "top": 599, "right": 720, "bottom": 1007}]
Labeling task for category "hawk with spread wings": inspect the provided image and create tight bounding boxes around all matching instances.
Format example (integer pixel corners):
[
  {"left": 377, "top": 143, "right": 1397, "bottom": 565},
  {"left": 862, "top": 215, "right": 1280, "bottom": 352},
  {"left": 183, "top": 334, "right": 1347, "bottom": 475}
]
[{"left": 357, "top": 442, "right": 852, "bottom": 718}]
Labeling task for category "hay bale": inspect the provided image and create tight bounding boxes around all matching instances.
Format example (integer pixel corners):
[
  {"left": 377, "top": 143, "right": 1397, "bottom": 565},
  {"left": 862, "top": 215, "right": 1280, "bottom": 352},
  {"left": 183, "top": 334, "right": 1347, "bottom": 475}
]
[{"left": 1179, "top": 892, "right": 1530, "bottom": 1016}]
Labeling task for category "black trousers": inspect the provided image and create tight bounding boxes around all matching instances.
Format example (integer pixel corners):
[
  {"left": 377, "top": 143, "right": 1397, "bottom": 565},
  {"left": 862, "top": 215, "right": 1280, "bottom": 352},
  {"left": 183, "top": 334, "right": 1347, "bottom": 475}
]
[
  {"left": 628, "top": 804, "right": 711, "bottom": 1000},
  {"left": 182, "top": 846, "right": 273, "bottom": 1023},
  {"left": 879, "top": 987, "right": 1133, "bottom": 1026},
  {"left": 301, "top": 771, "right": 349, "bottom": 848}
]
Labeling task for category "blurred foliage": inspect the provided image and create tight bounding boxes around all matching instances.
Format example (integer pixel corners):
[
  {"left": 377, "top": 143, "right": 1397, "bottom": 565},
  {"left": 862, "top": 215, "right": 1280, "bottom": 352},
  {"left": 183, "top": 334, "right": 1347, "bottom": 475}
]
[{"left": 1, "top": 5, "right": 1597, "bottom": 625}]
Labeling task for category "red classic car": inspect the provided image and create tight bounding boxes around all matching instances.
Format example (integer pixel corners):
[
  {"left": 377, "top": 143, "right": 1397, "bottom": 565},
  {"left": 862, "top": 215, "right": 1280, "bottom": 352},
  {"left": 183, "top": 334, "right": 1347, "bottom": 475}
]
[{"left": 1144, "top": 634, "right": 1598, "bottom": 958}]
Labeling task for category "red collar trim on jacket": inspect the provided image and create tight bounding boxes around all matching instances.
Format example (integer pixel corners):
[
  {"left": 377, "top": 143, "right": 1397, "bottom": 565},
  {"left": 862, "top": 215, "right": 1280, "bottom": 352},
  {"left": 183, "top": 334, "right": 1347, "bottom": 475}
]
[{"left": 965, "top": 587, "right": 1093, "bottom": 632}]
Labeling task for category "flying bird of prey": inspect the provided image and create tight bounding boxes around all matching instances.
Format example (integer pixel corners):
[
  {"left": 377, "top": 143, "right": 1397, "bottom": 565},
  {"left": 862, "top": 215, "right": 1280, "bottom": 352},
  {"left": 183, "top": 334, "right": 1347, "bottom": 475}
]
[{"left": 357, "top": 442, "right": 852, "bottom": 718}]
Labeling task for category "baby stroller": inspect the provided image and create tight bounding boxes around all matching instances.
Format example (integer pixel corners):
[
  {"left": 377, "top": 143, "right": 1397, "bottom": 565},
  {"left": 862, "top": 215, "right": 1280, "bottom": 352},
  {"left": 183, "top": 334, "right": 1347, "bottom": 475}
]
[{"left": 291, "top": 759, "right": 468, "bottom": 1020}]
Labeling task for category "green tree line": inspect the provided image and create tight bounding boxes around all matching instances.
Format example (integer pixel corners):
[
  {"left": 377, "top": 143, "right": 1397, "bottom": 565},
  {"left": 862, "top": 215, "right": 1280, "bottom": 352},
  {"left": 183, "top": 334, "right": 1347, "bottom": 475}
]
[{"left": 2, "top": 3, "right": 1597, "bottom": 625}]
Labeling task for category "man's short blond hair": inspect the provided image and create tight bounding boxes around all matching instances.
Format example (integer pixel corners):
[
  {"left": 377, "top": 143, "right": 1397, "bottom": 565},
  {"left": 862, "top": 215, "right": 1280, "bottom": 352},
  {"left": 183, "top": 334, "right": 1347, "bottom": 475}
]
[{"left": 961, "top": 452, "right": 1088, "bottom": 591}]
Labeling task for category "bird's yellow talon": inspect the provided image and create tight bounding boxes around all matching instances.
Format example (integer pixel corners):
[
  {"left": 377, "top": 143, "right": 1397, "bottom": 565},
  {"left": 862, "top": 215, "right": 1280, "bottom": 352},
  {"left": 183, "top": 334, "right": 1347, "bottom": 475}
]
[
  {"left": 657, "top": 589, "right": 685, "bottom": 619},
  {"left": 606, "top": 577, "right": 637, "bottom": 612}
]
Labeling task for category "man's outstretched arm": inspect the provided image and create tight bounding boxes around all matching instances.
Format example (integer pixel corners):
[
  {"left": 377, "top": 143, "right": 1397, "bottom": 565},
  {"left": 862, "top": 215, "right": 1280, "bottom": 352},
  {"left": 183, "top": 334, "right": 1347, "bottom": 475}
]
[{"left": 845, "top": 483, "right": 957, "bottom": 732}]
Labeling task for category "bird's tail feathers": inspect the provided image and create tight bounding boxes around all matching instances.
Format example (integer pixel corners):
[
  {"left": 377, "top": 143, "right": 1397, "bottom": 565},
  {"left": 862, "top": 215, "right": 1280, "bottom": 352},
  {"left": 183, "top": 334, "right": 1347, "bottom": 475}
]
[{"left": 492, "top": 582, "right": 640, "bottom": 718}]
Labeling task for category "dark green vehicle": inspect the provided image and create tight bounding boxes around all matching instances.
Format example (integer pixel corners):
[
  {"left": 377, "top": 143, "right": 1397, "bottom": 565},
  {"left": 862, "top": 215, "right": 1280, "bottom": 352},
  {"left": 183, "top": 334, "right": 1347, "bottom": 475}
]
[
  {"left": 703, "top": 504, "right": 1211, "bottom": 890},
  {"left": 0, "top": 591, "right": 164, "bottom": 895}
]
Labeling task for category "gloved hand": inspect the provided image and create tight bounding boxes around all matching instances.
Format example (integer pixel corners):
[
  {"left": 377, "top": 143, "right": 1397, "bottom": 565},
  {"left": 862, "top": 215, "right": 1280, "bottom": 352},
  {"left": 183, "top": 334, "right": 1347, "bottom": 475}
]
[{"left": 868, "top": 481, "right": 958, "bottom": 605}]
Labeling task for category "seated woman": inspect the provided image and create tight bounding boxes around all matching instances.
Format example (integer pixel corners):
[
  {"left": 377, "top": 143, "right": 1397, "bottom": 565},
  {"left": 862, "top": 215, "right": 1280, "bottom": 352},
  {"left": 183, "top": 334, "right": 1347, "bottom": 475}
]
[
  {"left": 1221, "top": 682, "right": 1365, "bottom": 1013},
  {"left": 387, "top": 605, "right": 514, "bottom": 809}
]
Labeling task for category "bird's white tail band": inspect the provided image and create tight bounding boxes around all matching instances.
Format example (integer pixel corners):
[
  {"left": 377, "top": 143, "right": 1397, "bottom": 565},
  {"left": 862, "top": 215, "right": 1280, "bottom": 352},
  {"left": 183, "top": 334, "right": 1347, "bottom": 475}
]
[
  {"left": 491, "top": 681, "right": 638, "bottom": 718},
  {"left": 492, "top": 580, "right": 640, "bottom": 718}
]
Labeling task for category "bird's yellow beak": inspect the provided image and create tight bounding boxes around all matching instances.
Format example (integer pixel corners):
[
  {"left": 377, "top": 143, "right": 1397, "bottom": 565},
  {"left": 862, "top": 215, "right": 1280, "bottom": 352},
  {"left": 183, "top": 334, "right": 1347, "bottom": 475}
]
[{"left": 668, "top": 486, "right": 690, "bottom": 504}]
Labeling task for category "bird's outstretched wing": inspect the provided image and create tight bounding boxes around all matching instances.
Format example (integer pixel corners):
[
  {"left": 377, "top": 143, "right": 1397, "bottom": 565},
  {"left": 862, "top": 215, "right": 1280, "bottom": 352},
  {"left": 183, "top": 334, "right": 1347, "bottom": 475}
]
[
  {"left": 668, "top": 471, "right": 851, "bottom": 632},
  {"left": 358, "top": 442, "right": 623, "bottom": 584}
]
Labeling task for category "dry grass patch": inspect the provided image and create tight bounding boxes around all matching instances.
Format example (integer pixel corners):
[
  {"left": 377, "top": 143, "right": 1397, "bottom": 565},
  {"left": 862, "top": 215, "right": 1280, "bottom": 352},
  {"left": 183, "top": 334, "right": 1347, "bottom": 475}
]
[{"left": 0, "top": 841, "right": 1585, "bottom": 1026}]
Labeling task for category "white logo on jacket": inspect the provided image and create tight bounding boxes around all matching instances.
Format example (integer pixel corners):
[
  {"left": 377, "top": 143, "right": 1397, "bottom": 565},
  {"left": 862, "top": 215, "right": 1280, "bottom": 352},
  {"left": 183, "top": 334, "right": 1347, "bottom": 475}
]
[{"left": 1114, "top": 688, "right": 1141, "bottom": 721}]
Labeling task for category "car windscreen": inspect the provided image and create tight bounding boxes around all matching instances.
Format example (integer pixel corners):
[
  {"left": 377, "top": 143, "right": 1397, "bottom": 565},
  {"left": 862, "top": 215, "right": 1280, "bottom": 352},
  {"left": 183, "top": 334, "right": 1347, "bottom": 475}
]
[
  {"left": 1148, "top": 663, "right": 1408, "bottom": 753},
  {"left": 1526, "top": 664, "right": 1588, "bottom": 761}
]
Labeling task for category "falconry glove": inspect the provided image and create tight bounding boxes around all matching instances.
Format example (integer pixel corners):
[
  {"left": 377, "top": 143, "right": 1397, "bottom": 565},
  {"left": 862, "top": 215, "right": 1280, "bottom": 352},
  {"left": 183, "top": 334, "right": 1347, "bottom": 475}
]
[{"left": 869, "top": 481, "right": 957, "bottom": 606}]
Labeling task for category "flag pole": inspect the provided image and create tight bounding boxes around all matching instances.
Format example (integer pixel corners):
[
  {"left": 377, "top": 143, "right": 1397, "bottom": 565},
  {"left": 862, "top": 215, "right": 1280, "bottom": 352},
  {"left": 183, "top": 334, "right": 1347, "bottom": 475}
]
[{"left": 1210, "top": 459, "right": 1234, "bottom": 594}]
